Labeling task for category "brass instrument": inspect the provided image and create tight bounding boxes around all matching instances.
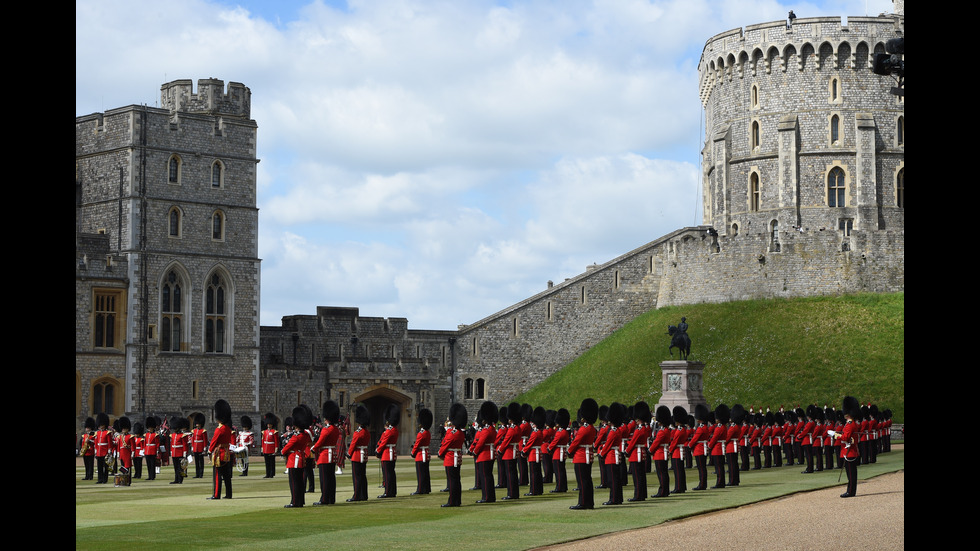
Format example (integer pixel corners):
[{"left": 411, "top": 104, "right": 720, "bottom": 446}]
[{"left": 179, "top": 456, "right": 189, "bottom": 478}]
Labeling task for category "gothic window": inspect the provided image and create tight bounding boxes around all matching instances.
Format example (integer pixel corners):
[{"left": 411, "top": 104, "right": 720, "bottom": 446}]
[
  {"left": 769, "top": 220, "right": 780, "bottom": 252},
  {"left": 205, "top": 272, "right": 227, "bottom": 353},
  {"left": 830, "top": 114, "right": 841, "bottom": 144},
  {"left": 93, "top": 290, "right": 123, "bottom": 349},
  {"left": 92, "top": 379, "right": 119, "bottom": 416},
  {"left": 212, "top": 210, "right": 225, "bottom": 241},
  {"left": 211, "top": 160, "right": 224, "bottom": 188},
  {"left": 838, "top": 218, "right": 854, "bottom": 236},
  {"left": 475, "top": 378, "right": 486, "bottom": 400},
  {"left": 168, "top": 155, "right": 181, "bottom": 184},
  {"left": 751, "top": 84, "right": 759, "bottom": 109},
  {"left": 464, "top": 378, "right": 474, "bottom": 399},
  {"left": 829, "top": 77, "right": 841, "bottom": 103},
  {"left": 750, "top": 173, "right": 761, "bottom": 211},
  {"left": 896, "top": 168, "right": 904, "bottom": 208},
  {"left": 897, "top": 116, "right": 904, "bottom": 146},
  {"left": 168, "top": 206, "right": 182, "bottom": 238},
  {"left": 731, "top": 223, "right": 739, "bottom": 237},
  {"left": 828, "top": 167, "right": 846, "bottom": 207},
  {"left": 751, "top": 120, "right": 760, "bottom": 150},
  {"left": 161, "top": 269, "right": 184, "bottom": 352}
]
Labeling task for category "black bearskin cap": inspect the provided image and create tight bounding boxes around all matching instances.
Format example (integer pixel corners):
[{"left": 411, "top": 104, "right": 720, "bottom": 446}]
[
  {"left": 580, "top": 398, "right": 599, "bottom": 425},
  {"left": 214, "top": 399, "right": 232, "bottom": 425},
  {"left": 194, "top": 412, "right": 207, "bottom": 428},
  {"left": 655, "top": 405, "right": 672, "bottom": 427},
  {"left": 672, "top": 406, "right": 688, "bottom": 425},
  {"left": 241, "top": 416, "right": 253, "bottom": 430},
  {"left": 843, "top": 396, "right": 861, "bottom": 419},
  {"left": 292, "top": 405, "right": 313, "bottom": 430},
  {"left": 508, "top": 402, "right": 522, "bottom": 424},
  {"left": 598, "top": 404, "right": 610, "bottom": 422},
  {"left": 385, "top": 404, "right": 401, "bottom": 427},
  {"left": 480, "top": 401, "right": 499, "bottom": 425},
  {"left": 133, "top": 422, "right": 144, "bottom": 436},
  {"left": 97, "top": 412, "right": 110, "bottom": 429},
  {"left": 694, "top": 404, "right": 710, "bottom": 422},
  {"left": 419, "top": 408, "right": 433, "bottom": 430},
  {"left": 633, "top": 401, "right": 651, "bottom": 423},
  {"left": 545, "top": 409, "right": 557, "bottom": 427},
  {"left": 731, "top": 404, "right": 746, "bottom": 424},
  {"left": 556, "top": 408, "right": 570, "bottom": 428},
  {"left": 715, "top": 403, "right": 731, "bottom": 424},
  {"left": 144, "top": 415, "right": 157, "bottom": 430},
  {"left": 498, "top": 405, "right": 509, "bottom": 425},
  {"left": 355, "top": 404, "right": 371, "bottom": 427},
  {"left": 322, "top": 401, "right": 340, "bottom": 425},
  {"left": 263, "top": 412, "right": 278, "bottom": 429},
  {"left": 449, "top": 403, "right": 468, "bottom": 429},
  {"left": 521, "top": 403, "right": 533, "bottom": 423},
  {"left": 118, "top": 416, "right": 132, "bottom": 431},
  {"left": 84, "top": 417, "right": 96, "bottom": 430},
  {"left": 607, "top": 402, "right": 627, "bottom": 426},
  {"left": 532, "top": 406, "right": 547, "bottom": 429}
]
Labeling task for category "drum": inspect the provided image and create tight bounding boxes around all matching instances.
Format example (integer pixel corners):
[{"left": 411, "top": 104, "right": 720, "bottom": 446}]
[{"left": 114, "top": 471, "right": 131, "bottom": 487}]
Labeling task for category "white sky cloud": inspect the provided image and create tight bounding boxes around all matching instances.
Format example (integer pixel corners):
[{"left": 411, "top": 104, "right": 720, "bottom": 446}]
[{"left": 77, "top": 0, "right": 896, "bottom": 329}]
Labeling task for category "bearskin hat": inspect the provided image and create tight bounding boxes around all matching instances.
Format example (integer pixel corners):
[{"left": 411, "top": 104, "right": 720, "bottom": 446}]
[
  {"left": 731, "top": 404, "right": 746, "bottom": 424},
  {"left": 532, "top": 406, "right": 547, "bottom": 429},
  {"left": 672, "top": 405, "right": 688, "bottom": 426},
  {"left": 322, "top": 401, "right": 340, "bottom": 425},
  {"left": 694, "top": 404, "right": 710, "bottom": 422},
  {"left": 384, "top": 404, "right": 401, "bottom": 427},
  {"left": 545, "top": 409, "right": 557, "bottom": 428},
  {"left": 144, "top": 415, "right": 157, "bottom": 430},
  {"left": 241, "top": 416, "right": 253, "bottom": 430},
  {"left": 633, "top": 401, "right": 651, "bottom": 423},
  {"left": 480, "top": 401, "right": 499, "bottom": 425},
  {"left": 508, "top": 403, "right": 522, "bottom": 425},
  {"left": 263, "top": 412, "right": 278, "bottom": 429},
  {"left": 97, "top": 412, "right": 110, "bottom": 429},
  {"left": 556, "top": 408, "right": 570, "bottom": 429},
  {"left": 292, "top": 405, "right": 313, "bottom": 431},
  {"left": 419, "top": 408, "right": 434, "bottom": 430},
  {"left": 580, "top": 398, "right": 599, "bottom": 425},
  {"left": 843, "top": 396, "right": 860, "bottom": 419},
  {"left": 118, "top": 416, "right": 132, "bottom": 431},
  {"left": 655, "top": 405, "right": 672, "bottom": 427},
  {"left": 84, "top": 417, "right": 96, "bottom": 431},
  {"left": 521, "top": 403, "right": 534, "bottom": 423},
  {"left": 355, "top": 404, "right": 371, "bottom": 427},
  {"left": 715, "top": 403, "right": 731, "bottom": 424},
  {"left": 498, "top": 405, "right": 509, "bottom": 425},
  {"left": 133, "top": 422, "right": 144, "bottom": 436},
  {"left": 607, "top": 402, "right": 627, "bottom": 426},
  {"left": 449, "top": 403, "right": 468, "bottom": 429},
  {"left": 214, "top": 399, "right": 232, "bottom": 425}
]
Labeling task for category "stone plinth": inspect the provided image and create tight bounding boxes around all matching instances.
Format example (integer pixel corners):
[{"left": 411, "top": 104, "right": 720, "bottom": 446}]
[{"left": 658, "top": 360, "right": 707, "bottom": 414}]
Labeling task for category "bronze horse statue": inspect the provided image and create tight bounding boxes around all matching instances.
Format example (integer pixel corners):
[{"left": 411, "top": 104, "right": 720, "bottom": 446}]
[{"left": 667, "top": 325, "right": 691, "bottom": 360}]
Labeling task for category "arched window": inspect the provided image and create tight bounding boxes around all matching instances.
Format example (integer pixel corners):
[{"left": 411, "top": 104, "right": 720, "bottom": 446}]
[
  {"left": 731, "top": 223, "right": 739, "bottom": 237},
  {"left": 751, "top": 84, "right": 759, "bottom": 108},
  {"left": 830, "top": 77, "right": 840, "bottom": 102},
  {"left": 769, "top": 220, "right": 780, "bottom": 252},
  {"left": 212, "top": 210, "right": 225, "bottom": 241},
  {"left": 750, "top": 173, "right": 761, "bottom": 211},
  {"left": 751, "top": 120, "right": 760, "bottom": 150},
  {"left": 161, "top": 269, "right": 184, "bottom": 352},
  {"left": 828, "top": 167, "right": 846, "bottom": 207},
  {"left": 475, "top": 378, "right": 486, "bottom": 400},
  {"left": 168, "top": 206, "right": 182, "bottom": 238},
  {"left": 168, "top": 155, "right": 181, "bottom": 184},
  {"left": 92, "top": 379, "right": 119, "bottom": 416},
  {"left": 211, "top": 160, "right": 224, "bottom": 188},
  {"left": 897, "top": 116, "right": 904, "bottom": 146},
  {"left": 464, "top": 378, "right": 474, "bottom": 399},
  {"left": 830, "top": 115, "right": 840, "bottom": 144},
  {"left": 896, "top": 167, "right": 904, "bottom": 208},
  {"left": 205, "top": 272, "right": 228, "bottom": 353}
]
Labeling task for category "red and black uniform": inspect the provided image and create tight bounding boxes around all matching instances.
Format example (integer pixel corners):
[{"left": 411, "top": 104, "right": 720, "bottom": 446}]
[
  {"left": 568, "top": 421, "right": 596, "bottom": 509},
  {"left": 496, "top": 422, "right": 521, "bottom": 500},
  {"left": 522, "top": 427, "right": 544, "bottom": 496},
  {"left": 143, "top": 430, "right": 160, "bottom": 481},
  {"left": 440, "top": 425, "right": 466, "bottom": 507},
  {"left": 547, "top": 425, "right": 570, "bottom": 493},
  {"left": 669, "top": 423, "right": 689, "bottom": 493},
  {"left": 347, "top": 427, "right": 370, "bottom": 502},
  {"left": 649, "top": 424, "right": 672, "bottom": 497},
  {"left": 624, "top": 421, "right": 650, "bottom": 501},
  {"left": 599, "top": 423, "right": 627, "bottom": 505},
  {"left": 261, "top": 427, "right": 278, "bottom": 478},
  {"left": 838, "top": 418, "right": 859, "bottom": 496},
  {"left": 282, "top": 430, "right": 313, "bottom": 507},
  {"left": 170, "top": 431, "right": 188, "bottom": 483},
  {"left": 94, "top": 428, "right": 114, "bottom": 484},
  {"left": 209, "top": 423, "right": 233, "bottom": 499},
  {"left": 688, "top": 421, "right": 710, "bottom": 490},
  {"left": 312, "top": 423, "right": 341, "bottom": 505},
  {"left": 707, "top": 422, "right": 727, "bottom": 489},
  {"left": 80, "top": 431, "right": 96, "bottom": 480},
  {"left": 116, "top": 433, "right": 133, "bottom": 472},
  {"left": 376, "top": 425, "right": 399, "bottom": 497},
  {"left": 190, "top": 427, "right": 209, "bottom": 478},
  {"left": 470, "top": 423, "right": 496, "bottom": 502},
  {"left": 411, "top": 426, "right": 432, "bottom": 495}
]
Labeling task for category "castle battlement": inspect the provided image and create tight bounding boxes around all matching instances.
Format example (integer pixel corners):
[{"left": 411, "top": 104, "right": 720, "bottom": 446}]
[
  {"left": 160, "top": 78, "right": 251, "bottom": 118},
  {"left": 699, "top": 15, "right": 903, "bottom": 107}
]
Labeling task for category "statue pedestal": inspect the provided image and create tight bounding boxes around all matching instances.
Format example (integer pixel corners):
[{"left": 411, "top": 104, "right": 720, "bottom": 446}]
[{"left": 658, "top": 360, "right": 707, "bottom": 413}]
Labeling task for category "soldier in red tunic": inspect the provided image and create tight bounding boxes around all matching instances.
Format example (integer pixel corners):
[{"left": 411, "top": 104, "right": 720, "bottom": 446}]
[
  {"left": 346, "top": 405, "right": 371, "bottom": 502},
  {"left": 80, "top": 417, "right": 96, "bottom": 480},
  {"left": 190, "top": 413, "right": 209, "bottom": 479},
  {"left": 522, "top": 406, "right": 547, "bottom": 496},
  {"left": 599, "top": 402, "right": 628, "bottom": 505},
  {"left": 833, "top": 396, "right": 861, "bottom": 497},
  {"left": 376, "top": 404, "right": 400, "bottom": 498},
  {"left": 568, "top": 399, "right": 598, "bottom": 510},
  {"left": 208, "top": 399, "right": 234, "bottom": 500},
  {"left": 470, "top": 401, "right": 497, "bottom": 503},
  {"left": 261, "top": 413, "right": 279, "bottom": 479},
  {"left": 93, "top": 412, "right": 114, "bottom": 484},
  {"left": 439, "top": 403, "right": 468, "bottom": 507},
  {"left": 412, "top": 408, "right": 433, "bottom": 495},
  {"left": 546, "top": 408, "right": 571, "bottom": 493},
  {"left": 282, "top": 405, "right": 313, "bottom": 508},
  {"left": 624, "top": 401, "right": 651, "bottom": 502}
]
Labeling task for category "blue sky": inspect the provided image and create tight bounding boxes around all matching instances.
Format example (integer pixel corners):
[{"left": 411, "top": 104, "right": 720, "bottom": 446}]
[{"left": 76, "top": 0, "right": 896, "bottom": 329}]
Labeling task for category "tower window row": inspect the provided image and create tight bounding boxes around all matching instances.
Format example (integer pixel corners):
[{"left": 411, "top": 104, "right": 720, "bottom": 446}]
[
  {"left": 168, "top": 207, "right": 226, "bottom": 241},
  {"left": 167, "top": 155, "right": 226, "bottom": 189}
]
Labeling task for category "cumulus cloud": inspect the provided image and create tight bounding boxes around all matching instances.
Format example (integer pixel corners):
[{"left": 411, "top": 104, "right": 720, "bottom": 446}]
[{"left": 77, "top": 0, "right": 896, "bottom": 328}]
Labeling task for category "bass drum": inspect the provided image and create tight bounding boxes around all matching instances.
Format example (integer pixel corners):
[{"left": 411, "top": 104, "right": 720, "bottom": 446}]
[{"left": 114, "top": 468, "right": 132, "bottom": 487}]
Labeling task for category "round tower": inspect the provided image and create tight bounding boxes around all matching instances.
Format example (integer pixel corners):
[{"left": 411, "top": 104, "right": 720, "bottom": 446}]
[{"left": 697, "top": 14, "right": 903, "bottom": 247}]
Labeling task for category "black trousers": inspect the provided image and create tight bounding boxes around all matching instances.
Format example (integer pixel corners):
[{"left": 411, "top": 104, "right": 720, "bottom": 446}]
[
  {"left": 605, "top": 462, "right": 623, "bottom": 504},
  {"left": 844, "top": 458, "right": 858, "bottom": 495},
  {"left": 671, "top": 457, "right": 687, "bottom": 492},
  {"left": 712, "top": 454, "right": 726, "bottom": 488},
  {"left": 350, "top": 461, "right": 368, "bottom": 501},
  {"left": 381, "top": 460, "right": 397, "bottom": 496},
  {"left": 694, "top": 454, "right": 708, "bottom": 489},
  {"left": 288, "top": 466, "right": 305, "bottom": 506},
  {"left": 445, "top": 465, "right": 461, "bottom": 506},
  {"left": 653, "top": 458, "right": 670, "bottom": 497},
  {"left": 505, "top": 458, "right": 520, "bottom": 499},
  {"left": 146, "top": 455, "right": 157, "bottom": 480},
  {"left": 194, "top": 452, "right": 205, "bottom": 478},
  {"left": 317, "top": 463, "right": 336, "bottom": 504},
  {"left": 212, "top": 462, "right": 232, "bottom": 498},
  {"left": 574, "top": 462, "right": 593, "bottom": 508},
  {"left": 264, "top": 453, "right": 276, "bottom": 478},
  {"left": 415, "top": 460, "right": 431, "bottom": 494},
  {"left": 83, "top": 455, "right": 95, "bottom": 480},
  {"left": 553, "top": 458, "right": 567, "bottom": 492},
  {"left": 726, "top": 452, "right": 740, "bottom": 485},
  {"left": 527, "top": 460, "right": 543, "bottom": 495},
  {"left": 629, "top": 460, "right": 646, "bottom": 500},
  {"left": 478, "top": 460, "right": 496, "bottom": 502}
]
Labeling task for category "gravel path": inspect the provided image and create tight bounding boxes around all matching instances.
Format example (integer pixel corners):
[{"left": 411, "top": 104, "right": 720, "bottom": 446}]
[{"left": 540, "top": 469, "right": 905, "bottom": 550}]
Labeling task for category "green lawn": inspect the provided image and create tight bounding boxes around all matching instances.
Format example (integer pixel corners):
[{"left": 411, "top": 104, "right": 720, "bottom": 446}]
[{"left": 77, "top": 449, "right": 904, "bottom": 550}]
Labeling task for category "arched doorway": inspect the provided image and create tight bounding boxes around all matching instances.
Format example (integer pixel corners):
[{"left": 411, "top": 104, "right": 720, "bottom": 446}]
[{"left": 352, "top": 385, "right": 413, "bottom": 455}]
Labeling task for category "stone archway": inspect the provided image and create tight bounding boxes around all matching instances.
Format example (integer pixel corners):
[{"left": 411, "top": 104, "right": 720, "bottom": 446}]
[{"left": 352, "top": 384, "right": 414, "bottom": 455}]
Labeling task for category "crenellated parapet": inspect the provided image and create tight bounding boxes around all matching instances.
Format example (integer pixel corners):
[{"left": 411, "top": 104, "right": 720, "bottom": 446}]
[{"left": 160, "top": 77, "right": 251, "bottom": 118}]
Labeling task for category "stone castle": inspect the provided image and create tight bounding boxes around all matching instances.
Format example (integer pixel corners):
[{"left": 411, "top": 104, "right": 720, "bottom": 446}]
[{"left": 75, "top": 10, "right": 903, "bottom": 453}]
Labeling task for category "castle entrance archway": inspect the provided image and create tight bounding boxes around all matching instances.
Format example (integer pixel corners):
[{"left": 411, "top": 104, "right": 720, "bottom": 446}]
[{"left": 353, "top": 385, "right": 413, "bottom": 455}]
